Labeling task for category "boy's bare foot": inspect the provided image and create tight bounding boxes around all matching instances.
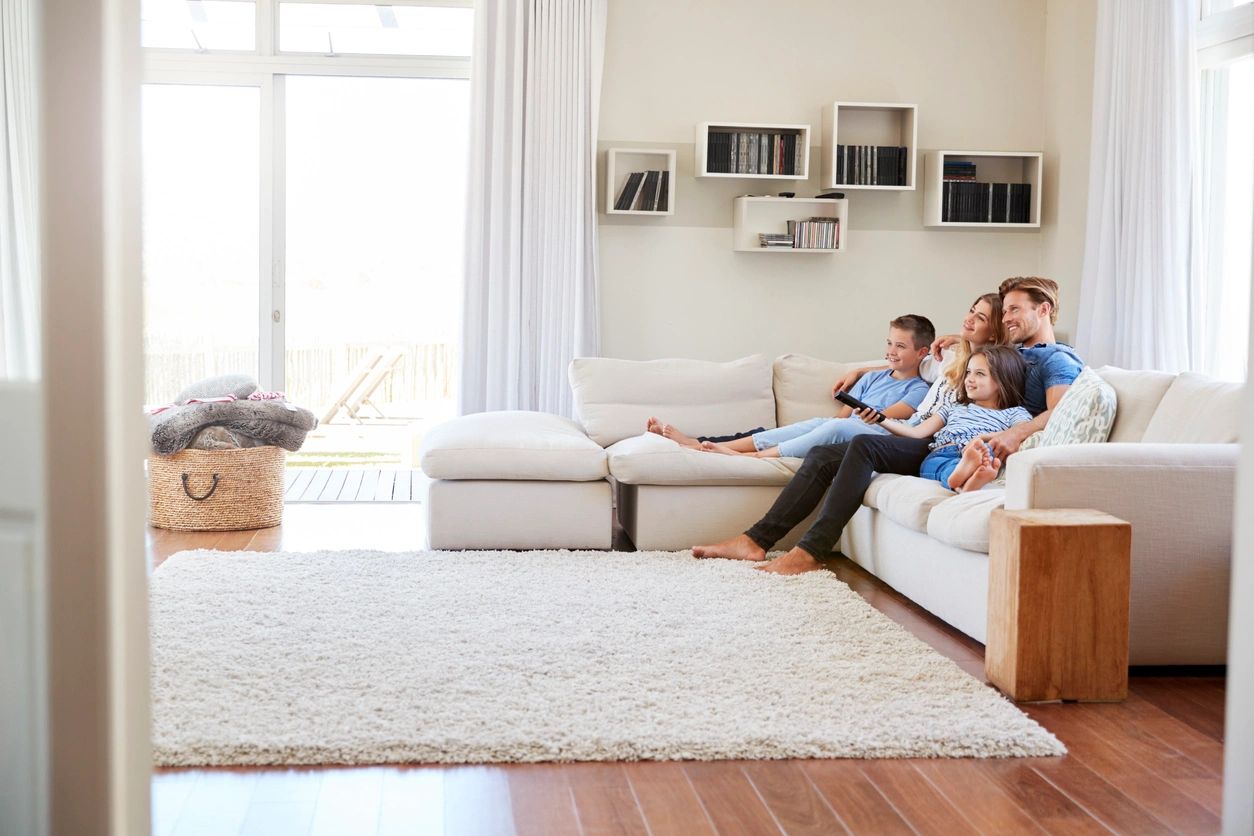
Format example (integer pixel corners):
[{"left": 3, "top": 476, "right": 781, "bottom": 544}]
[
  {"left": 961, "top": 452, "right": 1002, "bottom": 493},
  {"left": 661, "top": 424, "right": 702, "bottom": 449},
  {"left": 947, "top": 442, "right": 985, "bottom": 491},
  {"left": 692, "top": 534, "right": 767, "bottom": 562},
  {"left": 646, "top": 416, "right": 663, "bottom": 435},
  {"left": 755, "top": 547, "right": 823, "bottom": 574},
  {"left": 698, "top": 440, "right": 741, "bottom": 455}
]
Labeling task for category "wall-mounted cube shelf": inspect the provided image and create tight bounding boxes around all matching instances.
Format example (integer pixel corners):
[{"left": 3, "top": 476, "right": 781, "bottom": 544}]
[
  {"left": 696, "top": 122, "right": 811, "bottom": 180},
  {"left": 821, "top": 101, "right": 917, "bottom": 190},
  {"left": 923, "top": 150, "right": 1043, "bottom": 229},
  {"left": 732, "top": 196, "right": 848, "bottom": 253},
  {"left": 604, "top": 148, "right": 676, "bottom": 215}
]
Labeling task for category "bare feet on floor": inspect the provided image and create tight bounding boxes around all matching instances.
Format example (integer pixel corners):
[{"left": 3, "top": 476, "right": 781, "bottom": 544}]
[
  {"left": 661, "top": 424, "right": 702, "bottom": 449},
  {"left": 691, "top": 534, "right": 767, "bottom": 562},
  {"left": 960, "top": 448, "right": 1002, "bottom": 493},
  {"left": 755, "top": 547, "right": 823, "bottom": 574}
]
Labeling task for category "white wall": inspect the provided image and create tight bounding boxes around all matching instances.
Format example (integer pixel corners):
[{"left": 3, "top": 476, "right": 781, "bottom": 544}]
[{"left": 597, "top": 0, "right": 1096, "bottom": 362}]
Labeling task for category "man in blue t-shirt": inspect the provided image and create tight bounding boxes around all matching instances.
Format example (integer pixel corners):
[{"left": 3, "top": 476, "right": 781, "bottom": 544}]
[{"left": 976, "top": 276, "right": 1083, "bottom": 458}]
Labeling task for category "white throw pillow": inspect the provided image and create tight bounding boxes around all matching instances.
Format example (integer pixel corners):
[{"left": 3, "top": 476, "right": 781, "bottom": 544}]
[
  {"left": 1032, "top": 366, "right": 1118, "bottom": 447},
  {"left": 569, "top": 355, "right": 776, "bottom": 448},
  {"left": 1141, "top": 372, "right": 1244, "bottom": 443}
]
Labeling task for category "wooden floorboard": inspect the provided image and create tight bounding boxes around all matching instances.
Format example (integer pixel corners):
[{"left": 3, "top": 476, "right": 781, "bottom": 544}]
[
  {"left": 149, "top": 509, "right": 1228, "bottom": 835},
  {"left": 283, "top": 468, "right": 422, "bottom": 503}
]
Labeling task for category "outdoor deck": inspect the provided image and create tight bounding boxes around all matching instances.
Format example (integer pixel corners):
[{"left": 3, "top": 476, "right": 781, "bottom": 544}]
[{"left": 284, "top": 468, "right": 426, "bottom": 503}]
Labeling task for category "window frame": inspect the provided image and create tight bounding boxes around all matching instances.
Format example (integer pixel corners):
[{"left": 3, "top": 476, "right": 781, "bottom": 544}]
[{"left": 142, "top": 0, "right": 472, "bottom": 389}]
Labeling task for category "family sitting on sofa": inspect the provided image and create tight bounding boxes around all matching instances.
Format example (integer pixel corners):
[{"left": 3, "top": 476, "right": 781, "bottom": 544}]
[{"left": 652, "top": 275, "right": 1084, "bottom": 575}]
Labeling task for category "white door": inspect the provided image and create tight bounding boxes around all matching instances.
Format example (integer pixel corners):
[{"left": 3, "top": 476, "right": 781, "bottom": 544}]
[{"left": 0, "top": 0, "right": 150, "bottom": 833}]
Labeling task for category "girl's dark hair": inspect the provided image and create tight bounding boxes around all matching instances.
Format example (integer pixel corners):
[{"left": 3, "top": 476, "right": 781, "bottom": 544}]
[{"left": 957, "top": 345, "right": 1027, "bottom": 410}]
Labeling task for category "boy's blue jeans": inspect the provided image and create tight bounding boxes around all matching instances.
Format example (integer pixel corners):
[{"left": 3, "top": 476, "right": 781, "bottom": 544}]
[
  {"left": 919, "top": 445, "right": 962, "bottom": 488},
  {"left": 752, "top": 417, "right": 889, "bottom": 458}
]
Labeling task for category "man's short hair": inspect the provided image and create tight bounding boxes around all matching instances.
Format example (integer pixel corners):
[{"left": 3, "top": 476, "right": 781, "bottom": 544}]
[
  {"left": 889, "top": 314, "right": 936, "bottom": 349},
  {"left": 999, "top": 276, "right": 1060, "bottom": 324}
]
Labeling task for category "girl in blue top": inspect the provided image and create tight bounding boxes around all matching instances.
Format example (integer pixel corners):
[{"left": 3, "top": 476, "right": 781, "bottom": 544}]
[{"left": 868, "top": 345, "right": 1030, "bottom": 492}]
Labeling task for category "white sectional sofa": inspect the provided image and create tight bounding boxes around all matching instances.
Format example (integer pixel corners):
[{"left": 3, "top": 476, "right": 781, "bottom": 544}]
[{"left": 420, "top": 353, "right": 1242, "bottom": 665}]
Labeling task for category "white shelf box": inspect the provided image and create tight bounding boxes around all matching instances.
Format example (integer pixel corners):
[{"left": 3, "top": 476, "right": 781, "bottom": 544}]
[
  {"left": 604, "top": 148, "right": 676, "bottom": 215},
  {"left": 732, "top": 196, "right": 848, "bottom": 253},
  {"left": 696, "top": 122, "right": 810, "bottom": 180},
  {"left": 923, "top": 150, "right": 1043, "bottom": 229},
  {"left": 821, "top": 102, "right": 918, "bottom": 191}
]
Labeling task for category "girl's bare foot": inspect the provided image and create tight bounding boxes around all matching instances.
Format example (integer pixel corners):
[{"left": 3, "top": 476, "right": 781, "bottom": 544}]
[
  {"left": 947, "top": 442, "right": 985, "bottom": 491},
  {"left": 661, "top": 423, "right": 702, "bottom": 449},
  {"left": 755, "top": 547, "right": 823, "bottom": 574},
  {"left": 646, "top": 416, "right": 663, "bottom": 435},
  {"left": 961, "top": 453, "right": 1002, "bottom": 493},
  {"left": 692, "top": 534, "right": 767, "bottom": 562}
]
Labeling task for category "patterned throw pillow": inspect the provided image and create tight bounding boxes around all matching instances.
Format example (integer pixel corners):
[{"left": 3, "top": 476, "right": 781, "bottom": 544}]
[{"left": 1033, "top": 366, "right": 1118, "bottom": 446}]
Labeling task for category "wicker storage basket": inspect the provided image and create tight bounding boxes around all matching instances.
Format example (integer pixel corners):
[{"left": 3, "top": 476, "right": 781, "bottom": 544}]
[{"left": 148, "top": 446, "right": 286, "bottom": 531}]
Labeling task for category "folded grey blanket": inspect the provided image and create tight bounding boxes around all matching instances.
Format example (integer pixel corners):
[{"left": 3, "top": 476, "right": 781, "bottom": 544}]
[{"left": 150, "top": 399, "right": 318, "bottom": 455}]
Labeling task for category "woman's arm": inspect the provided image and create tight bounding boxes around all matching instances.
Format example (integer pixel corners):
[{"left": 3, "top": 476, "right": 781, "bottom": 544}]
[{"left": 878, "top": 412, "right": 944, "bottom": 439}]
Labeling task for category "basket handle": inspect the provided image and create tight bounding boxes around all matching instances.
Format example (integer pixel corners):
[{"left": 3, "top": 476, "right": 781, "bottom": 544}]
[{"left": 181, "top": 473, "right": 221, "bottom": 501}]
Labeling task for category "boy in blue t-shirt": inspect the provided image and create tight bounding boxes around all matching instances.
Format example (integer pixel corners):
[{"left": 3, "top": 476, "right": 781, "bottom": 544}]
[{"left": 698, "top": 315, "right": 935, "bottom": 459}]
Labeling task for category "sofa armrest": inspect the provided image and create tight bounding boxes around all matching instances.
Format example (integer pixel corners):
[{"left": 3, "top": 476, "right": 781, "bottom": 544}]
[
  {"left": 1003, "top": 442, "right": 1237, "bottom": 665},
  {"left": 1004, "top": 442, "right": 1238, "bottom": 511}
]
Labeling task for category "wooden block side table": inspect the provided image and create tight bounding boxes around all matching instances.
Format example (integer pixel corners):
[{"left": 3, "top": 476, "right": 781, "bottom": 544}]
[{"left": 986, "top": 508, "right": 1131, "bottom": 702}]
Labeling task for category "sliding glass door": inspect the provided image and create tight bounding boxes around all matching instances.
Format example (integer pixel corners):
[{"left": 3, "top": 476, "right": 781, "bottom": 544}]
[
  {"left": 141, "top": 83, "right": 261, "bottom": 406},
  {"left": 283, "top": 75, "right": 468, "bottom": 458}
]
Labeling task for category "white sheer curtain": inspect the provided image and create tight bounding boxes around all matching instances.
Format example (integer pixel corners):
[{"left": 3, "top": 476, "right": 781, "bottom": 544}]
[
  {"left": 460, "top": 0, "right": 606, "bottom": 416},
  {"left": 1076, "top": 0, "right": 1196, "bottom": 371},
  {"left": 0, "top": 0, "right": 41, "bottom": 380}
]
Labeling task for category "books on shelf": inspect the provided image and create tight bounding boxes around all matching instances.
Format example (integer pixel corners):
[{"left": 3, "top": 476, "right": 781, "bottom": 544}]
[
  {"left": 760, "top": 217, "right": 839, "bottom": 249},
  {"left": 940, "top": 181, "right": 1032, "bottom": 223},
  {"left": 942, "top": 161, "right": 977, "bottom": 181},
  {"left": 835, "top": 145, "right": 908, "bottom": 186},
  {"left": 614, "top": 169, "right": 669, "bottom": 212},
  {"left": 706, "top": 130, "right": 803, "bottom": 176}
]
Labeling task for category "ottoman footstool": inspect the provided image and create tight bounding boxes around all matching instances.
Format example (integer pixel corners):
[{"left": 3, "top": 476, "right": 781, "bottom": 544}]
[{"left": 418, "top": 411, "right": 612, "bottom": 550}]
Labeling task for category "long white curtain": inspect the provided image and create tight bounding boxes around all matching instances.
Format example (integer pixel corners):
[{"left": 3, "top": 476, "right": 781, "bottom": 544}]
[
  {"left": 1076, "top": 0, "right": 1195, "bottom": 371},
  {"left": 460, "top": 0, "right": 606, "bottom": 416},
  {"left": 0, "top": 0, "right": 40, "bottom": 380}
]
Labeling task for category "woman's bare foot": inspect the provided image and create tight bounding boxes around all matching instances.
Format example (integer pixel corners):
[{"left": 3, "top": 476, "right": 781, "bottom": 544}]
[
  {"left": 692, "top": 534, "right": 767, "bottom": 562},
  {"left": 755, "top": 547, "right": 823, "bottom": 574},
  {"left": 646, "top": 416, "right": 663, "bottom": 435},
  {"left": 946, "top": 442, "right": 985, "bottom": 491},
  {"left": 660, "top": 424, "right": 702, "bottom": 449},
  {"left": 960, "top": 451, "right": 1002, "bottom": 493}
]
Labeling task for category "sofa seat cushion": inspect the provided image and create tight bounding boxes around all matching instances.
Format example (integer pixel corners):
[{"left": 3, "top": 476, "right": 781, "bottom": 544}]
[
  {"left": 569, "top": 354, "right": 777, "bottom": 447},
  {"left": 872, "top": 475, "right": 956, "bottom": 533},
  {"left": 926, "top": 488, "right": 1007, "bottom": 553},
  {"left": 1094, "top": 366, "right": 1175, "bottom": 442},
  {"left": 862, "top": 473, "right": 902, "bottom": 510},
  {"left": 419, "top": 411, "right": 608, "bottom": 481},
  {"left": 606, "top": 433, "right": 802, "bottom": 486},
  {"left": 1142, "top": 372, "right": 1245, "bottom": 443}
]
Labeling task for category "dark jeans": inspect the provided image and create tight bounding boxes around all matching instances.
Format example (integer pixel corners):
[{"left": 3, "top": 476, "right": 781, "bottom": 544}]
[
  {"left": 745, "top": 434, "right": 934, "bottom": 559},
  {"left": 697, "top": 427, "right": 765, "bottom": 444}
]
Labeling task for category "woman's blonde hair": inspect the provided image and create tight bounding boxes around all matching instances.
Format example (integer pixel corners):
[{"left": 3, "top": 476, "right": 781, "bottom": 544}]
[{"left": 944, "top": 293, "right": 1007, "bottom": 391}]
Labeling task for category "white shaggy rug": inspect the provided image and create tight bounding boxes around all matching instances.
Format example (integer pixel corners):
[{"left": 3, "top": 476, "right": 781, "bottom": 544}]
[{"left": 150, "top": 549, "right": 1065, "bottom": 766}]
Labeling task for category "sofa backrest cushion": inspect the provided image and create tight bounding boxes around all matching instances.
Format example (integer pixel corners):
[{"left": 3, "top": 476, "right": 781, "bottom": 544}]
[
  {"left": 569, "top": 354, "right": 777, "bottom": 447},
  {"left": 1142, "top": 372, "right": 1244, "bottom": 443},
  {"left": 772, "top": 353, "right": 887, "bottom": 427},
  {"left": 1093, "top": 365, "right": 1175, "bottom": 442}
]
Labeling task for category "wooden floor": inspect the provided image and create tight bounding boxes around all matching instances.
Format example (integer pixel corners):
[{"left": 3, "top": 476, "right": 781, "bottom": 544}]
[
  {"left": 284, "top": 468, "right": 424, "bottom": 503},
  {"left": 149, "top": 505, "right": 1228, "bottom": 836}
]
